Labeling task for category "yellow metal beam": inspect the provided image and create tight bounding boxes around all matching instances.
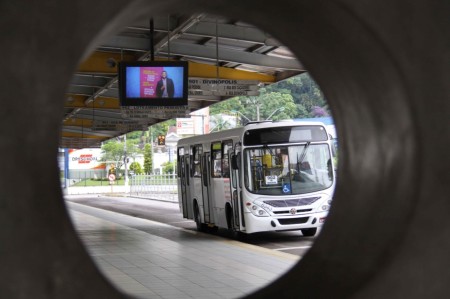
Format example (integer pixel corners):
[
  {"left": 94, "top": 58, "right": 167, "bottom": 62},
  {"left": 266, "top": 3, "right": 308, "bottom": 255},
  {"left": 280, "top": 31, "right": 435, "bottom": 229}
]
[
  {"left": 61, "top": 132, "right": 104, "bottom": 139},
  {"left": 188, "top": 62, "right": 276, "bottom": 82},
  {"left": 74, "top": 96, "right": 120, "bottom": 109},
  {"left": 62, "top": 118, "right": 93, "bottom": 127},
  {"left": 78, "top": 51, "right": 276, "bottom": 82},
  {"left": 92, "top": 97, "right": 120, "bottom": 109},
  {"left": 78, "top": 51, "right": 136, "bottom": 74},
  {"left": 64, "top": 96, "right": 120, "bottom": 109},
  {"left": 65, "top": 95, "right": 88, "bottom": 108}
]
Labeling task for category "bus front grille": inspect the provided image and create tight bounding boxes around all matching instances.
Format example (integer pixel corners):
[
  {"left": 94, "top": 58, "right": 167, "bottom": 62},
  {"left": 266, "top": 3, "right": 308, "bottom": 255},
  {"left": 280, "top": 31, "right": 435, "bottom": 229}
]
[
  {"left": 278, "top": 217, "right": 309, "bottom": 225},
  {"left": 263, "top": 197, "right": 320, "bottom": 207},
  {"left": 273, "top": 209, "right": 312, "bottom": 214}
]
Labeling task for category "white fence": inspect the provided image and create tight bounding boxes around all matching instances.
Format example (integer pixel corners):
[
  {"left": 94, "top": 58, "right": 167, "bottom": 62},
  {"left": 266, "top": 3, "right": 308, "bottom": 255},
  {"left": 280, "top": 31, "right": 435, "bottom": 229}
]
[
  {"left": 64, "top": 174, "right": 179, "bottom": 202},
  {"left": 129, "top": 174, "right": 178, "bottom": 202}
]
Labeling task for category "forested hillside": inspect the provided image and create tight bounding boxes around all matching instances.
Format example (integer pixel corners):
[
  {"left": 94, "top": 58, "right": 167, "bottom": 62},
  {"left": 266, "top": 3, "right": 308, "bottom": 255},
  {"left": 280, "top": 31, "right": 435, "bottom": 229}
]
[{"left": 209, "top": 72, "right": 329, "bottom": 122}]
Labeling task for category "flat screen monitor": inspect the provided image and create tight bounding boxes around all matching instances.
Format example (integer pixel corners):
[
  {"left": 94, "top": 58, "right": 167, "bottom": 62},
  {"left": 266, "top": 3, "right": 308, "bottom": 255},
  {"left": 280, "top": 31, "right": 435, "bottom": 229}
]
[{"left": 118, "top": 61, "right": 188, "bottom": 106}]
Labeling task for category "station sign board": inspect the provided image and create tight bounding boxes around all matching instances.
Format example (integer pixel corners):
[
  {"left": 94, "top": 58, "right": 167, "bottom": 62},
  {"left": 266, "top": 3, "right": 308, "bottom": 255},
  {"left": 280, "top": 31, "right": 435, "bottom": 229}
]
[
  {"left": 188, "top": 90, "right": 260, "bottom": 96},
  {"left": 92, "top": 120, "right": 146, "bottom": 132},
  {"left": 121, "top": 106, "right": 188, "bottom": 120},
  {"left": 120, "top": 76, "right": 261, "bottom": 120},
  {"left": 188, "top": 77, "right": 260, "bottom": 97},
  {"left": 176, "top": 118, "right": 195, "bottom": 135}
]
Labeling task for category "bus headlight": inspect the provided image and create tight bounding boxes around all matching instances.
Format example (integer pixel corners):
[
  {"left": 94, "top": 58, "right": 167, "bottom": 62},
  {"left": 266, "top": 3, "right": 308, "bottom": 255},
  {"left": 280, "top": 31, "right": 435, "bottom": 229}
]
[
  {"left": 246, "top": 201, "right": 269, "bottom": 217},
  {"left": 316, "top": 198, "right": 332, "bottom": 212}
]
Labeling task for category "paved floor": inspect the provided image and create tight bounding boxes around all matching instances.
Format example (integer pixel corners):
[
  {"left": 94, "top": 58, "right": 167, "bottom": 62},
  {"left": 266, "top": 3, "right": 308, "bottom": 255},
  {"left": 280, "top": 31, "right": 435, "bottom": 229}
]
[{"left": 67, "top": 201, "right": 298, "bottom": 299}]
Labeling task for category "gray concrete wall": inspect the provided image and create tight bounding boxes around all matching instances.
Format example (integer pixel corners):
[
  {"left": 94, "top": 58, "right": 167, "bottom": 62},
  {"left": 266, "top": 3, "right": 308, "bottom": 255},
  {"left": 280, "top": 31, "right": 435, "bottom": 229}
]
[{"left": 0, "top": 0, "right": 448, "bottom": 298}]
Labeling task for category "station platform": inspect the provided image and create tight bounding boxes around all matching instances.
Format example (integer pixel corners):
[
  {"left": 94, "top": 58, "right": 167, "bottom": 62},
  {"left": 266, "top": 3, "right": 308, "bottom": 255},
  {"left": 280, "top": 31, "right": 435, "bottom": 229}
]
[{"left": 67, "top": 201, "right": 299, "bottom": 299}]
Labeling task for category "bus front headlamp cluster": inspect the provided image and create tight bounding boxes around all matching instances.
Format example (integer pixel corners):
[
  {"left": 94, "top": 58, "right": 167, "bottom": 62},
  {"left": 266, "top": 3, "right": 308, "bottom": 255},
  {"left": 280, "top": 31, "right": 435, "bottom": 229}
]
[
  {"left": 245, "top": 201, "right": 269, "bottom": 217},
  {"left": 320, "top": 198, "right": 333, "bottom": 211}
]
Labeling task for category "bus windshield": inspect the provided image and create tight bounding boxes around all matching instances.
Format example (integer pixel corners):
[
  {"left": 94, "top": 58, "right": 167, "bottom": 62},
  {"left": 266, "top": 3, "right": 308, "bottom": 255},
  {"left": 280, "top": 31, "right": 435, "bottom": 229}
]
[{"left": 244, "top": 144, "right": 333, "bottom": 195}]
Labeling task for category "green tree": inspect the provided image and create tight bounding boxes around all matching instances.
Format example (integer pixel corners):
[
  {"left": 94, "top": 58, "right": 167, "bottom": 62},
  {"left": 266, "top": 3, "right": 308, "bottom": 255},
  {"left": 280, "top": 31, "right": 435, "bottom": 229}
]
[
  {"left": 100, "top": 135, "right": 140, "bottom": 170},
  {"left": 267, "top": 73, "right": 328, "bottom": 117},
  {"left": 126, "top": 131, "right": 142, "bottom": 140},
  {"left": 209, "top": 97, "right": 244, "bottom": 115},
  {"left": 125, "top": 138, "right": 142, "bottom": 161},
  {"left": 150, "top": 119, "right": 176, "bottom": 139},
  {"left": 143, "top": 143, "right": 153, "bottom": 174},
  {"left": 126, "top": 130, "right": 149, "bottom": 150},
  {"left": 210, "top": 114, "right": 233, "bottom": 132},
  {"left": 162, "top": 161, "right": 175, "bottom": 174},
  {"left": 129, "top": 161, "right": 143, "bottom": 175},
  {"left": 100, "top": 140, "right": 125, "bottom": 169},
  {"left": 242, "top": 96, "right": 263, "bottom": 121},
  {"left": 258, "top": 91, "right": 298, "bottom": 121},
  {"left": 223, "top": 90, "right": 298, "bottom": 122}
]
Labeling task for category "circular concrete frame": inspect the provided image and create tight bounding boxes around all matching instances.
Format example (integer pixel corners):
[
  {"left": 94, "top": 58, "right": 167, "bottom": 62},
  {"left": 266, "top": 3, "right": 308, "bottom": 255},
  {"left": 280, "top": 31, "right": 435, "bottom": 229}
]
[{"left": 0, "top": 0, "right": 448, "bottom": 298}]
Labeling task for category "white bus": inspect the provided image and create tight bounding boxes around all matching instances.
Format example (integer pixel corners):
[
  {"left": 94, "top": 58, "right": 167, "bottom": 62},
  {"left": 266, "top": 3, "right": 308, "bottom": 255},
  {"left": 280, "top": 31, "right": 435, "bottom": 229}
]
[{"left": 177, "top": 120, "right": 336, "bottom": 237}]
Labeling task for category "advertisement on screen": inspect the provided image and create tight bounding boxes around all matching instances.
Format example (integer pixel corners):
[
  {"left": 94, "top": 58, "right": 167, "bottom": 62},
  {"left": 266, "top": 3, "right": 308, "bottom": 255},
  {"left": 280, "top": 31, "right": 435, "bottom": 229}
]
[{"left": 119, "top": 61, "right": 188, "bottom": 107}]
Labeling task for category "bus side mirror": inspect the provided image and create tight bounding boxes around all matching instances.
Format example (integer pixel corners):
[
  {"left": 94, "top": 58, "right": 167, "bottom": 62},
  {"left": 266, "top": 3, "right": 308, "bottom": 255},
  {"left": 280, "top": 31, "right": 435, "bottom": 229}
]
[{"left": 231, "top": 154, "right": 239, "bottom": 170}]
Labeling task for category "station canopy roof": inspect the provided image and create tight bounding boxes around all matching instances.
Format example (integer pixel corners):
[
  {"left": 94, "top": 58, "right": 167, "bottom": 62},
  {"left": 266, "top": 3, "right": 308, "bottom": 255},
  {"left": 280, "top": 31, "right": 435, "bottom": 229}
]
[{"left": 61, "top": 13, "right": 306, "bottom": 149}]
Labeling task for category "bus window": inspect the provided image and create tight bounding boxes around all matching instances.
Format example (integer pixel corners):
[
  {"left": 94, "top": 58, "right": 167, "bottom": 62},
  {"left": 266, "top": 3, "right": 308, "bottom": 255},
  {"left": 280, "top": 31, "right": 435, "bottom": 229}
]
[
  {"left": 211, "top": 142, "right": 222, "bottom": 178},
  {"left": 231, "top": 157, "right": 237, "bottom": 188},
  {"left": 191, "top": 145, "right": 202, "bottom": 177},
  {"left": 244, "top": 144, "right": 333, "bottom": 195},
  {"left": 222, "top": 140, "right": 232, "bottom": 178}
]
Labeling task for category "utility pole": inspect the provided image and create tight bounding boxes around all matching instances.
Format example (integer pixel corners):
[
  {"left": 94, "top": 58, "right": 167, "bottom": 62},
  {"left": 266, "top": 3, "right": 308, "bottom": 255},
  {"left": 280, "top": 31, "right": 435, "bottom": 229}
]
[
  {"left": 124, "top": 134, "right": 129, "bottom": 193},
  {"left": 246, "top": 96, "right": 261, "bottom": 121},
  {"left": 202, "top": 115, "right": 205, "bottom": 134},
  {"left": 256, "top": 103, "right": 261, "bottom": 121},
  {"left": 150, "top": 126, "right": 154, "bottom": 174}
]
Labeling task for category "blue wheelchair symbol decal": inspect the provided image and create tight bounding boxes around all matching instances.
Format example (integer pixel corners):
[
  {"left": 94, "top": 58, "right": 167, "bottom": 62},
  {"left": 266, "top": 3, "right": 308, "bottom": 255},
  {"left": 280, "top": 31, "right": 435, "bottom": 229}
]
[{"left": 282, "top": 183, "right": 291, "bottom": 194}]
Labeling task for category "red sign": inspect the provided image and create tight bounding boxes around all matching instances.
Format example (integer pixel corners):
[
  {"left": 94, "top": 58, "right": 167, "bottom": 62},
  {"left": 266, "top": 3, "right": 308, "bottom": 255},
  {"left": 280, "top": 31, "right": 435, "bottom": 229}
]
[{"left": 78, "top": 154, "right": 93, "bottom": 164}]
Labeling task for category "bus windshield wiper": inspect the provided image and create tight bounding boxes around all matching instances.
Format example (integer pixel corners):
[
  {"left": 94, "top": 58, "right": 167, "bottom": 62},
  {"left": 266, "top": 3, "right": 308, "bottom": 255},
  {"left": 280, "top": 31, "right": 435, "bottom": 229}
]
[{"left": 298, "top": 142, "right": 311, "bottom": 164}]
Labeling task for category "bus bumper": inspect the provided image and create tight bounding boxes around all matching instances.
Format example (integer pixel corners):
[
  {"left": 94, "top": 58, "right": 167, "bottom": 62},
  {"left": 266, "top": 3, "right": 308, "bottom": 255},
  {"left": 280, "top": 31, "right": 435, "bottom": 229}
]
[{"left": 244, "top": 211, "right": 328, "bottom": 234}]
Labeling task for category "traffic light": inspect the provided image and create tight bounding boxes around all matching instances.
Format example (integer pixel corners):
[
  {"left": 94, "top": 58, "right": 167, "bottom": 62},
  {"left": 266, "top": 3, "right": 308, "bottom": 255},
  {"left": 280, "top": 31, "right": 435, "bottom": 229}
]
[
  {"left": 158, "top": 135, "right": 166, "bottom": 145},
  {"left": 108, "top": 164, "right": 116, "bottom": 175}
]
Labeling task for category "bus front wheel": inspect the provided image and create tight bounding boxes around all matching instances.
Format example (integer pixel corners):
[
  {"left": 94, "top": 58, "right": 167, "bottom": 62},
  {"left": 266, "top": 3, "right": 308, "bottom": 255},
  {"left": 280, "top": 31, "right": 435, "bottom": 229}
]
[
  {"left": 193, "top": 202, "right": 206, "bottom": 232},
  {"left": 226, "top": 205, "right": 244, "bottom": 239},
  {"left": 301, "top": 228, "right": 317, "bottom": 237}
]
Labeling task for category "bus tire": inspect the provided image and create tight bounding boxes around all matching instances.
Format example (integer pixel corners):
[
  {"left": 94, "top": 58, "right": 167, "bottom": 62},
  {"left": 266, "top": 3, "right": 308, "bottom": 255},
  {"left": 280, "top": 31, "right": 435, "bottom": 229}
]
[
  {"left": 301, "top": 228, "right": 317, "bottom": 237},
  {"left": 206, "top": 225, "right": 219, "bottom": 234},
  {"left": 226, "top": 204, "right": 244, "bottom": 239},
  {"left": 193, "top": 202, "right": 205, "bottom": 232},
  {"left": 225, "top": 204, "right": 234, "bottom": 231}
]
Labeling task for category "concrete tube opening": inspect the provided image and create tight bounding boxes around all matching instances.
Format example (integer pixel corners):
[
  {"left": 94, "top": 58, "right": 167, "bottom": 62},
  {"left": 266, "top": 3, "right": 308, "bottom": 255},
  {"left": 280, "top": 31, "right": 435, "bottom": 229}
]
[{"left": 67, "top": 12, "right": 335, "bottom": 297}]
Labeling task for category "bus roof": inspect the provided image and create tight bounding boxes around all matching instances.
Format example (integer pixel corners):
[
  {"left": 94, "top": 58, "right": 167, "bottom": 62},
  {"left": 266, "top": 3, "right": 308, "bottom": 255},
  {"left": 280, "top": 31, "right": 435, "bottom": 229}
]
[{"left": 177, "top": 120, "right": 329, "bottom": 147}]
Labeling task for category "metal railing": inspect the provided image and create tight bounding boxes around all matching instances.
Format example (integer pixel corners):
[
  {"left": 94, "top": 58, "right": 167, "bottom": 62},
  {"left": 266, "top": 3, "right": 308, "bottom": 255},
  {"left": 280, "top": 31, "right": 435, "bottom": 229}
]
[
  {"left": 129, "top": 174, "right": 178, "bottom": 202},
  {"left": 64, "top": 170, "right": 123, "bottom": 187}
]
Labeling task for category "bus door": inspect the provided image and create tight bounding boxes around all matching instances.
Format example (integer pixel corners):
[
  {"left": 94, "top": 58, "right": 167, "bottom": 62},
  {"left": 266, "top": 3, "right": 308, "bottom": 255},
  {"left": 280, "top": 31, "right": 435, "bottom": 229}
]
[
  {"left": 179, "top": 154, "right": 189, "bottom": 218},
  {"left": 230, "top": 144, "right": 244, "bottom": 231},
  {"left": 201, "top": 153, "right": 213, "bottom": 224},
  {"left": 185, "top": 154, "right": 193, "bottom": 219}
]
